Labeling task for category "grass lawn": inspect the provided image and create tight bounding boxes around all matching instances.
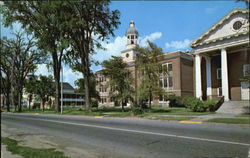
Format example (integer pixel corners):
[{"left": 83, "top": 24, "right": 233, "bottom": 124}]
[
  {"left": 149, "top": 116, "right": 195, "bottom": 121},
  {"left": 205, "top": 118, "right": 250, "bottom": 124},
  {"left": 4, "top": 106, "right": 215, "bottom": 119},
  {"left": 1, "top": 137, "right": 68, "bottom": 158},
  {"left": 237, "top": 113, "right": 250, "bottom": 117}
]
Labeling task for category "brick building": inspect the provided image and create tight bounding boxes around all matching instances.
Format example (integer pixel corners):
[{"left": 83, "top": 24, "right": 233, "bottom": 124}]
[{"left": 96, "top": 21, "right": 194, "bottom": 107}]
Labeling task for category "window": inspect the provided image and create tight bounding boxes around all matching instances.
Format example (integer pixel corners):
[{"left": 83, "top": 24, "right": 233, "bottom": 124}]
[
  {"left": 168, "top": 76, "right": 173, "bottom": 87},
  {"left": 233, "top": 21, "right": 243, "bottom": 30},
  {"left": 164, "top": 78, "right": 168, "bottom": 88},
  {"left": 168, "top": 63, "right": 173, "bottom": 72},
  {"left": 159, "top": 95, "right": 163, "bottom": 101},
  {"left": 243, "top": 64, "right": 250, "bottom": 77},
  {"left": 162, "top": 62, "right": 173, "bottom": 74},
  {"left": 217, "top": 87, "right": 222, "bottom": 96},
  {"left": 131, "top": 35, "right": 134, "bottom": 39},
  {"left": 159, "top": 79, "right": 163, "bottom": 87},
  {"left": 126, "top": 53, "right": 129, "bottom": 58},
  {"left": 217, "top": 68, "right": 221, "bottom": 80},
  {"left": 162, "top": 77, "right": 173, "bottom": 89}
]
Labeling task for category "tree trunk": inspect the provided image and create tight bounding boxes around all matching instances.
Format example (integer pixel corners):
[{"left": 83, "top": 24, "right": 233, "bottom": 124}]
[
  {"left": 28, "top": 94, "right": 32, "bottom": 111},
  {"left": 52, "top": 51, "right": 61, "bottom": 113},
  {"left": 82, "top": 53, "right": 91, "bottom": 113},
  {"left": 42, "top": 99, "right": 45, "bottom": 112},
  {"left": 6, "top": 92, "right": 10, "bottom": 112},
  {"left": 55, "top": 77, "right": 61, "bottom": 112},
  {"left": 18, "top": 89, "right": 23, "bottom": 112},
  {"left": 84, "top": 73, "right": 91, "bottom": 112},
  {"left": 121, "top": 101, "right": 124, "bottom": 112},
  {"left": 149, "top": 90, "right": 152, "bottom": 109}
]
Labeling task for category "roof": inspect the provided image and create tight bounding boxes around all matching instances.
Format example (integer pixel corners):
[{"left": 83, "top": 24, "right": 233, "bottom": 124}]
[
  {"left": 61, "top": 82, "right": 74, "bottom": 90},
  {"left": 190, "top": 8, "right": 249, "bottom": 48},
  {"left": 126, "top": 21, "right": 139, "bottom": 35}
]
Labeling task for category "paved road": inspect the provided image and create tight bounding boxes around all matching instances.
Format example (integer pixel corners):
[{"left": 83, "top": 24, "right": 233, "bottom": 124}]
[{"left": 1, "top": 113, "right": 250, "bottom": 158}]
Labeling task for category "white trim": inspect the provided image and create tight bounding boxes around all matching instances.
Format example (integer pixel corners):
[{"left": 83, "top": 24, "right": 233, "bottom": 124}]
[
  {"left": 221, "top": 48, "right": 229, "bottom": 101},
  {"left": 195, "top": 55, "right": 202, "bottom": 99}
]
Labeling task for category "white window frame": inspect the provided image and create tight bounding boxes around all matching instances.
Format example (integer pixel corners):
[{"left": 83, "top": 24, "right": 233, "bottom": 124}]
[{"left": 161, "top": 62, "right": 173, "bottom": 90}]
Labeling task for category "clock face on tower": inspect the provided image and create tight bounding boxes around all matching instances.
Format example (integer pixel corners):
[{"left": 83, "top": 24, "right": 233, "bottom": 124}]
[{"left": 126, "top": 53, "right": 129, "bottom": 58}]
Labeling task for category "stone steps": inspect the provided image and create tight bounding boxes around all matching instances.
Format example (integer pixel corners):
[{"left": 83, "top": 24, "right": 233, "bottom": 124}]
[{"left": 216, "top": 101, "right": 250, "bottom": 114}]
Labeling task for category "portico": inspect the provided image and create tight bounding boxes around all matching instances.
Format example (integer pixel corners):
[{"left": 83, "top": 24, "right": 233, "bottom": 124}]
[{"left": 191, "top": 8, "right": 249, "bottom": 101}]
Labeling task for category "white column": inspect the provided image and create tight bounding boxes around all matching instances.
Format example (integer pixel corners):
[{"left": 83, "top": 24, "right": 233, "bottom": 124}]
[
  {"left": 221, "top": 48, "right": 229, "bottom": 101},
  {"left": 195, "top": 54, "right": 202, "bottom": 99},
  {"left": 205, "top": 56, "right": 212, "bottom": 97}
]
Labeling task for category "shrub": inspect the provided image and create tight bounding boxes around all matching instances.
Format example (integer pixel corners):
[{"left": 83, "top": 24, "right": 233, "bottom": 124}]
[
  {"left": 32, "top": 103, "right": 40, "bottom": 109},
  {"left": 91, "top": 100, "right": 98, "bottom": 108},
  {"left": 131, "top": 106, "right": 144, "bottom": 115},
  {"left": 167, "top": 95, "right": 185, "bottom": 107},
  {"left": 204, "top": 98, "right": 217, "bottom": 112},
  {"left": 183, "top": 96, "right": 207, "bottom": 112}
]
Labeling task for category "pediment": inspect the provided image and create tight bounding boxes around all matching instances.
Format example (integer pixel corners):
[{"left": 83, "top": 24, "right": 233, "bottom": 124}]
[{"left": 190, "top": 8, "right": 249, "bottom": 48}]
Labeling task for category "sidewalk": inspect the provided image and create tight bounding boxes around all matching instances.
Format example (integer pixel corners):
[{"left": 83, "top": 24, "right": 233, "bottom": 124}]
[{"left": 156, "top": 113, "right": 248, "bottom": 122}]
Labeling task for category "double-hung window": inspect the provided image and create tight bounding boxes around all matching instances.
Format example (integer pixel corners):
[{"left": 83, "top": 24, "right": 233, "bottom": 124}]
[{"left": 161, "top": 62, "right": 173, "bottom": 89}]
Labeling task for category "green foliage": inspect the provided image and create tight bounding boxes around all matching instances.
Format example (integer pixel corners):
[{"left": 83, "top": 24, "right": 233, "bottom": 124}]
[
  {"left": 1, "top": 137, "right": 69, "bottom": 158},
  {"left": 135, "top": 41, "right": 165, "bottom": 108},
  {"left": 167, "top": 95, "right": 185, "bottom": 107},
  {"left": 102, "top": 56, "right": 134, "bottom": 109},
  {"left": 91, "top": 100, "right": 99, "bottom": 108},
  {"left": 131, "top": 106, "right": 144, "bottom": 115},
  {"left": 74, "top": 74, "right": 100, "bottom": 100},
  {"left": 1, "top": 31, "right": 47, "bottom": 112},
  {"left": 33, "top": 75, "right": 55, "bottom": 110},
  {"left": 205, "top": 118, "right": 250, "bottom": 124},
  {"left": 204, "top": 98, "right": 217, "bottom": 112},
  {"left": 182, "top": 96, "right": 207, "bottom": 112}
]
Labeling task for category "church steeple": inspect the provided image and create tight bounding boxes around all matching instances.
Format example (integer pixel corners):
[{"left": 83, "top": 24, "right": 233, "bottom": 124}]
[{"left": 126, "top": 21, "right": 139, "bottom": 48}]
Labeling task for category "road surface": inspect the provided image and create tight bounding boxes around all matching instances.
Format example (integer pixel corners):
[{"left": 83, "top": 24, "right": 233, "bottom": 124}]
[{"left": 1, "top": 113, "right": 250, "bottom": 158}]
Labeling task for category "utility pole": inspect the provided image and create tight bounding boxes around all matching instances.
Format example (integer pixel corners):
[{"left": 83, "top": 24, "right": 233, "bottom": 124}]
[{"left": 61, "top": 65, "right": 63, "bottom": 114}]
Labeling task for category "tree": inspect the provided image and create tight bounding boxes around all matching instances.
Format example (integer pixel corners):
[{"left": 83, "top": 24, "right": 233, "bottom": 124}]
[
  {"left": 63, "top": 0, "right": 120, "bottom": 112},
  {"left": 102, "top": 56, "right": 134, "bottom": 111},
  {"left": 75, "top": 74, "right": 100, "bottom": 101},
  {"left": 24, "top": 75, "right": 37, "bottom": 110},
  {"left": 0, "top": 37, "right": 12, "bottom": 111},
  {"left": 135, "top": 41, "right": 165, "bottom": 109},
  {"left": 1, "top": 31, "right": 46, "bottom": 112},
  {"left": 34, "top": 75, "right": 55, "bottom": 111},
  {"left": 1, "top": 1, "right": 70, "bottom": 112}
]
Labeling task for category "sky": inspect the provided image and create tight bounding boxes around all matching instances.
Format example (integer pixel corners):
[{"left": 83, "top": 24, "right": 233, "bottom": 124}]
[{"left": 1, "top": 1, "right": 247, "bottom": 87}]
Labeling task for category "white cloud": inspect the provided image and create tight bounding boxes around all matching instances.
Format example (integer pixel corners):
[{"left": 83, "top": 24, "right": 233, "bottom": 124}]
[
  {"left": 139, "top": 32, "right": 162, "bottom": 47},
  {"left": 165, "top": 39, "right": 191, "bottom": 50},
  {"left": 92, "top": 32, "right": 162, "bottom": 65},
  {"left": 62, "top": 67, "right": 82, "bottom": 87},
  {"left": 92, "top": 36, "right": 127, "bottom": 63}
]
